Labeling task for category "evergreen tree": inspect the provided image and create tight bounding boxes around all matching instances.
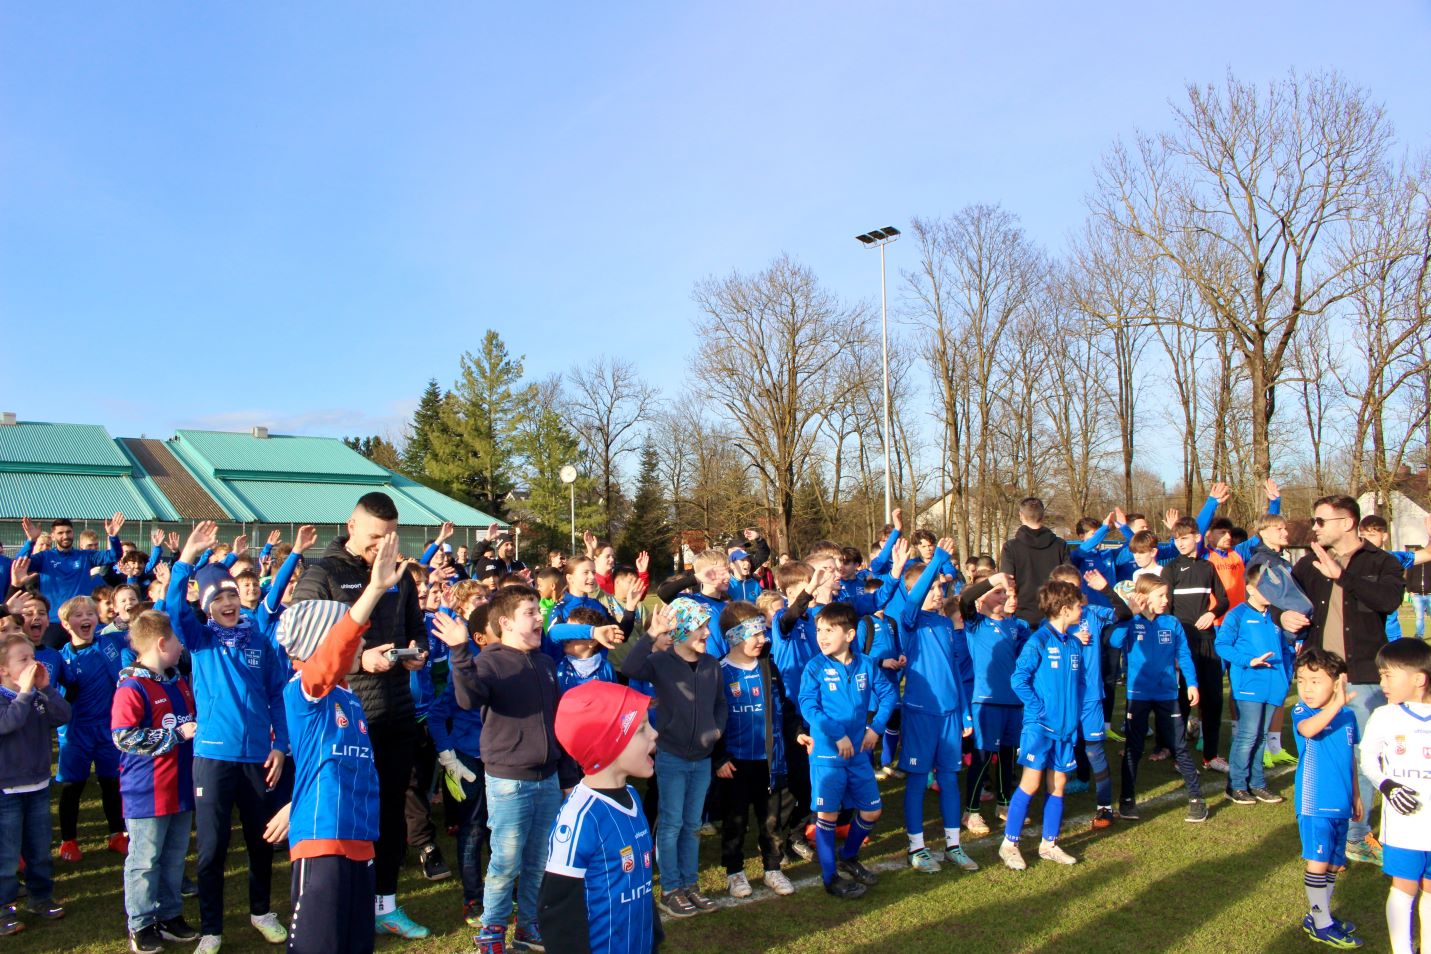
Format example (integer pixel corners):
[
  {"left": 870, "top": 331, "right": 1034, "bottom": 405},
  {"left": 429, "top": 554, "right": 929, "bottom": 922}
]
[
  {"left": 619, "top": 436, "right": 671, "bottom": 579},
  {"left": 342, "top": 435, "right": 402, "bottom": 471},
  {"left": 402, "top": 378, "right": 445, "bottom": 479},
  {"left": 425, "top": 331, "right": 526, "bottom": 515}
]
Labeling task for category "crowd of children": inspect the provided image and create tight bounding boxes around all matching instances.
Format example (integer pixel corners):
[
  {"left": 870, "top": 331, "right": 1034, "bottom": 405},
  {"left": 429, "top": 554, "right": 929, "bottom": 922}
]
[{"left": 2, "top": 485, "right": 1431, "bottom": 953}]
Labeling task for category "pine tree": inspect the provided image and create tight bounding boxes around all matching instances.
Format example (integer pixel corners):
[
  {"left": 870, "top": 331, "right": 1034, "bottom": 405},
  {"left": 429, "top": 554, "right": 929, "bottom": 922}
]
[
  {"left": 342, "top": 435, "right": 402, "bottom": 471},
  {"left": 425, "top": 331, "right": 527, "bottom": 515},
  {"left": 402, "top": 378, "right": 445, "bottom": 479},
  {"left": 619, "top": 437, "right": 671, "bottom": 579}
]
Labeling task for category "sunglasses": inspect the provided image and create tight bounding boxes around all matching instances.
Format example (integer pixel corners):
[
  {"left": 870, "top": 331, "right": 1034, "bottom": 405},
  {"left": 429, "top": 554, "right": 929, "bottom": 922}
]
[{"left": 1311, "top": 516, "right": 1351, "bottom": 528}]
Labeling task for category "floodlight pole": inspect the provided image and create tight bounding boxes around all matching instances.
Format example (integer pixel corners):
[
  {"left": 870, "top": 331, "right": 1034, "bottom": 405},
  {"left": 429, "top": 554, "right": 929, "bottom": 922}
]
[
  {"left": 856, "top": 226, "right": 900, "bottom": 525},
  {"left": 569, "top": 484, "right": 576, "bottom": 553}
]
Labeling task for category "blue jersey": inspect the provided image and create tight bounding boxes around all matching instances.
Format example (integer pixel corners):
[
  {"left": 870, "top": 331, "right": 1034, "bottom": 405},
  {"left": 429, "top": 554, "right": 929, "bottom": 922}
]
[
  {"left": 21, "top": 539, "right": 122, "bottom": 621},
  {"left": 59, "top": 634, "right": 125, "bottom": 726},
  {"left": 545, "top": 784, "right": 655, "bottom": 954},
  {"left": 1070, "top": 604, "right": 1120, "bottom": 708},
  {"left": 728, "top": 577, "right": 762, "bottom": 603},
  {"left": 863, "top": 616, "right": 903, "bottom": 689},
  {"left": 964, "top": 614, "right": 1030, "bottom": 706},
  {"left": 684, "top": 592, "right": 730, "bottom": 659},
  {"left": 284, "top": 675, "right": 380, "bottom": 847},
  {"left": 410, "top": 612, "right": 452, "bottom": 719},
  {"left": 1109, "top": 614, "right": 1197, "bottom": 702},
  {"left": 1011, "top": 623, "right": 1087, "bottom": 742},
  {"left": 557, "top": 654, "right": 618, "bottom": 694},
  {"left": 1292, "top": 702, "right": 1359, "bottom": 818},
  {"left": 427, "top": 639, "right": 482, "bottom": 758},
  {"left": 720, "top": 659, "right": 777, "bottom": 763},
  {"left": 899, "top": 611, "right": 972, "bottom": 728},
  {"left": 771, "top": 604, "right": 819, "bottom": 709},
  {"left": 797, "top": 653, "right": 897, "bottom": 760},
  {"left": 32, "top": 645, "right": 67, "bottom": 689},
  {"left": 1215, "top": 603, "right": 1295, "bottom": 704},
  {"left": 1068, "top": 526, "right": 1124, "bottom": 608}
]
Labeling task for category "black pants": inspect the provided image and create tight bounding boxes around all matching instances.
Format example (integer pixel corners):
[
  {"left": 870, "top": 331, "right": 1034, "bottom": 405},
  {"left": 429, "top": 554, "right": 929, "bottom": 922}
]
[
  {"left": 1121, "top": 699, "right": 1203, "bottom": 802},
  {"left": 404, "top": 722, "right": 439, "bottom": 851},
  {"left": 288, "top": 855, "right": 374, "bottom": 954},
  {"left": 965, "top": 747, "right": 1016, "bottom": 812},
  {"left": 58, "top": 777, "right": 123, "bottom": 841},
  {"left": 1178, "top": 645, "right": 1225, "bottom": 762},
  {"left": 779, "top": 718, "right": 812, "bottom": 853},
  {"left": 194, "top": 758, "right": 277, "bottom": 935},
  {"left": 717, "top": 760, "right": 789, "bottom": 875},
  {"left": 370, "top": 720, "right": 418, "bottom": 896}
]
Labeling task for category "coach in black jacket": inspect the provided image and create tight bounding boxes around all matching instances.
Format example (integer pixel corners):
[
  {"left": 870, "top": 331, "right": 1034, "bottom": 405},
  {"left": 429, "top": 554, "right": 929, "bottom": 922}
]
[
  {"left": 1000, "top": 497, "right": 1072, "bottom": 627},
  {"left": 289, "top": 491, "right": 430, "bottom": 928}
]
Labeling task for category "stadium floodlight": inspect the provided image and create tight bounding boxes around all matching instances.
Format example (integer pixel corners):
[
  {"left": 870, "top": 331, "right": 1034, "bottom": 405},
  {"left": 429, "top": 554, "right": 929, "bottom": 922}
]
[
  {"left": 854, "top": 225, "right": 900, "bottom": 524},
  {"left": 560, "top": 465, "right": 578, "bottom": 551}
]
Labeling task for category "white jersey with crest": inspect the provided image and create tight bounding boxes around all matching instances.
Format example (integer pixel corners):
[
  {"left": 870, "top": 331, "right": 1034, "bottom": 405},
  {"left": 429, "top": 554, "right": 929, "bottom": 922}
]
[{"left": 1360, "top": 701, "right": 1431, "bottom": 851}]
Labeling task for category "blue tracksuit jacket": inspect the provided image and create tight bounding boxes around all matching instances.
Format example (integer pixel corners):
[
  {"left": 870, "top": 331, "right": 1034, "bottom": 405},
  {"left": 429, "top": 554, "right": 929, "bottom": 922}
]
[
  {"left": 1215, "top": 602, "right": 1295, "bottom": 704},
  {"left": 1011, "top": 622, "right": 1087, "bottom": 741},
  {"left": 798, "top": 652, "right": 897, "bottom": 760},
  {"left": 964, "top": 613, "right": 1031, "bottom": 706},
  {"left": 21, "top": 538, "right": 122, "bottom": 620},
  {"left": 1109, "top": 614, "right": 1198, "bottom": 702}
]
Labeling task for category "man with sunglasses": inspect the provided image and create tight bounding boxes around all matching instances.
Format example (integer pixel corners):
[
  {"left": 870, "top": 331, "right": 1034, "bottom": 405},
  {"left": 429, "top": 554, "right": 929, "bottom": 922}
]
[{"left": 1277, "top": 494, "right": 1407, "bottom": 865}]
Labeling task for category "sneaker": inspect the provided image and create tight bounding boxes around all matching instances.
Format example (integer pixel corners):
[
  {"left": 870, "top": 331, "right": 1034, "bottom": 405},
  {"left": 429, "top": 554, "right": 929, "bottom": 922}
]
[
  {"left": 250, "top": 912, "right": 287, "bottom": 944},
  {"left": 129, "top": 925, "right": 163, "bottom": 954},
  {"left": 1118, "top": 799, "right": 1140, "bottom": 820},
  {"left": 684, "top": 888, "right": 717, "bottom": 912},
  {"left": 1345, "top": 835, "right": 1382, "bottom": 865},
  {"left": 837, "top": 857, "right": 878, "bottom": 886},
  {"left": 1263, "top": 750, "right": 1277, "bottom": 770},
  {"left": 1186, "top": 798, "right": 1209, "bottom": 823},
  {"left": 1226, "top": 788, "right": 1257, "bottom": 805},
  {"left": 1064, "top": 779, "right": 1090, "bottom": 795},
  {"left": 874, "top": 765, "right": 893, "bottom": 781},
  {"left": 1038, "top": 840, "right": 1077, "bottom": 865},
  {"left": 464, "top": 900, "right": 483, "bottom": 927},
  {"left": 763, "top": 870, "right": 795, "bottom": 895},
  {"left": 698, "top": 822, "right": 717, "bottom": 837},
  {"left": 108, "top": 831, "right": 130, "bottom": 855},
  {"left": 23, "top": 899, "right": 63, "bottom": 919},
  {"left": 964, "top": 812, "right": 990, "bottom": 837},
  {"left": 1106, "top": 726, "right": 1126, "bottom": 743},
  {"left": 943, "top": 846, "right": 980, "bottom": 872},
  {"left": 996, "top": 804, "right": 1031, "bottom": 826},
  {"left": 657, "top": 890, "right": 698, "bottom": 918},
  {"left": 727, "top": 872, "right": 752, "bottom": 898},
  {"left": 0, "top": 915, "right": 22, "bottom": 938},
  {"left": 1271, "top": 749, "right": 1299, "bottom": 766},
  {"left": 419, "top": 844, "right": 451, "bottom": 881},
  {"left": 1303, "top": 917, "right": 1363, "bottom": 948},
  {"left": 907, "top": 847, "right": 942, "bottom": 873},
  {"left": 1204, "top": 757, "right": 1230, "bottom": 773},
  {"left": 374, "top": 907, "right": 430, "bottom": 939},
  {"left": 181, "top": 876, "right": 199, "bottom": 897},
  {"left": 785, "top": 839, "right": 815, "bottom": 863},
  {"left": 1251, "top": 787, "right": 1285, "bottom": 805},
  {"left": 474, "top": 925, "right": 507, "bottom": 954},
  {"left": 154, "top": 917, "right": 198, "bottom": 942},
  {"left": 513, "top": 924, "right": 545, "bottom": 951},
  {"left": 1148, "top": 747, "right": 1171, "bottom": 761},
  {"left": 998, "top": 839, "right": 1027, "bottom": 871},
  {"left": 1092, "top": 807, "right": 1114, "bottom": 830},
  {"left": 888, "top": 767, "right": 906, "bottom": 779},
  {"left": 823, "top": 876, "right": 866, "bottom": 900},
  {"left": 57, "top": 840, "right": 82, "bottom": 863},
  {"left": 195, "top": 935, "right": 222, "bottom": 954}
]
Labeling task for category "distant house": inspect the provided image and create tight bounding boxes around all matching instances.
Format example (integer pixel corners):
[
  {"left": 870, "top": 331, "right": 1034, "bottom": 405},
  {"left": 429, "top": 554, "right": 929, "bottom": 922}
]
[{"left": 1357, "top": 467, "right": 1431, "bottom": 551}]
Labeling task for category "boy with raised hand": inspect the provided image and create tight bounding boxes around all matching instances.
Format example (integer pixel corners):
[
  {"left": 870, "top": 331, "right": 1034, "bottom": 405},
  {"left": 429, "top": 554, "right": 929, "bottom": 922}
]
[
  {"left": 264, "top": 531, "right": 406, "bottom": 954},
  {"left": 1216, "top": 562, "right": 1296, "bottom": 806},
  {"left": 1160, "top": 515, "right": 1231, "bottom": 773},
  {"left": 431, "top": 584, "right": 579, "bottom": 954},
  {"left": 166, "top": 521, "right": 290, "bottom": 951},
  {"left": 112, "top": 611, "right": 200, "bottom": 954},
  {"left": 0, "top": 632, "right": 71, "bottom": 937},
  {"left": 895, "top": 537, "right": 979, "bottom": 875},
  {"left": 54, "top": 594, "right": 127, "bottom": 862},
  {"left": 540, "top": 680, "right": 665, "bottom": 954},
  {"left": 551, "top": 606, "right": 621, "bottom": 693},
  {"left": 957, "top": 570, "right": 1030, "bottom": 836},
  {"left": 1068, "top": 512, "right": 1132, "bottom": 609},
  {"left": 1001, "top": 580, "right": 1092, "bottom": 871},
  {"left": 655, "top": 549, "right": 733, "bottom": 657},
  {"left": 1360, "top": 638, "right": 1431, "bottom": 954},
  {"left": 798, "top": 602, "right": 898, "bottom": 899},
  {"left": 1290, "top": 648, "right": 1363, "bottom": 949},
  {"left": 1109, "top": 575, "right": 1207, "bottom": 823}
]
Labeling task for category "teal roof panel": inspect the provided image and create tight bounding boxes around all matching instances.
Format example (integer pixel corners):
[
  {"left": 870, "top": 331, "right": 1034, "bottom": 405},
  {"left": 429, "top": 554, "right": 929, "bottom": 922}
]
[
  {"left": 175, "top": 430, "right": 389, "bottom": 482},
  {"left": 0, "top": 472, "right": 161, "bottom": 521},
  {"left": 0, "top": 422, "right": 131, "bottom": 475},
  {"left": 386, "top": 472, "right": 507, "bottom": 527},
  {"left": 224, "top": 479, "right": 447, "bottom": 526}
]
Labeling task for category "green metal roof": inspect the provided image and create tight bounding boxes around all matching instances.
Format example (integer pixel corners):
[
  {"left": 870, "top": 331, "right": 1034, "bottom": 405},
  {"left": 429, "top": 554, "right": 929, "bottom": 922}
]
[
  {"left": 0, "top": 472, "right": 164, "bottom": 520},
  {"left": 174, "top": 430, "right": 390, "bottom": 483},
  {"left": 225, "top": 479, "right": 447, "bottom": 525},
  {"left": 386, "top": 471, "right": 505, "bottom": 527},
  {"left": 0, "top": 421, "right": 132, "bottom": 475}
]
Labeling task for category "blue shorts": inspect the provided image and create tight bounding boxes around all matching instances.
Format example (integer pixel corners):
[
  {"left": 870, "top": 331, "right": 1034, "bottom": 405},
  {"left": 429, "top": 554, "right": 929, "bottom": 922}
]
[
  {"left": 973, "top": 703, "right": 1022, "bottom": 751},
  {"left": 900, "top": 709, "right": 965, "bottom": 773},
  {"left": 1298, "top": 816, "right": 1349, "bottom": 866},
  {"left": 1018, "top": 726, "right": 1077, "bottom": 774},
  {"left": 56, "top": 723, "right": 120, "bottom": 782},
  {"left": 1382, "top": 844, "right": 1431, "bottom": 881},
  {"left": 811, "top": 757, "right": 882, "bottom": 813},
  {"left": 1081, "top": 703, "right": 1105, "bottom": 741}
]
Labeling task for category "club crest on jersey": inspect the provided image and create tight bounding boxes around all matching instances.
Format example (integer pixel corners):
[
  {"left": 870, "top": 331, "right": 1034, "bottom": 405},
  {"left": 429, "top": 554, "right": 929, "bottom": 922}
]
[
  {"left": 1397, "top": 735, "right": 1407, "bottom": 756},
  {"left": 621, "top": 845, "right": 635, "bottom": 873},
  {"left": 751, "top": 685, "right": 760, "bottom": 698},
  {"left": 359, "top": 719, "right": 368, "bottom": 735},
  {"left": 1158, "top": 629, "right": 1172, "bottom": 645},
  {"left": 1071, "top": 654, "right": 1081, "bottom": 670},
  {"left": 856, "top": 672, "right": 868, "bottom": 690},
  {"left": 729, "top": 682, "right": 742, "bottom": 698},
  {"left": 643, "top": 850, "right": 651, "bottom": 869},
  {"left": 334, "top": 703, "right": 349, "bottom": 729},
  {"left": 555, "top": 823, "right": 573, "bottom": 843}
]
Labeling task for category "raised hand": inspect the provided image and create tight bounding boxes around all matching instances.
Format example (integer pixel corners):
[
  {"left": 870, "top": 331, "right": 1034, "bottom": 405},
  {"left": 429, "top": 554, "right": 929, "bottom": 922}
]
[
  {"left": 150, "top": 528, "right": 166, "bottom": 549},
  {"left": 592, "top": 624, "right": 625, "bottom": 649},
  {"left": 437, "top": 522, "right": 455, "bottom": 545},
  {"left": 891, "top": 508, "right": 903, "bottom": 533},
  {"left": 1113, "top": 507, "right": 1127, "bottom": 527},
  {"left": 936, "top": 537, "right": 956, "bottom": 557},
  {"left": 266, "top": 529, "right": 283, "bottom": 547},
  {"left": 10, "top": 556, "right": 35, "bottom": 590},
  {"left": 636, "top": 551, "right": 650, "bottom": 574},
  {"left": 487, "top": 522, "right": 503, "bottom": 542},
  {"left": 106, "top": 512, "right": 127, "bottom": 537},
  {"left": 582, "top": 529, "right": 598, "bottom": 556},
  {"left": 621, "top": 579, "right": 648, "bottom": 612},
  {"left": 1309, "top": 542, "right": 1343, "bottom": 580},
  {"left": 891, "top": 538, "right": 911, "bottom": 572},
  {"left": 153, "top": 561, "right": 171, "bottom": 585},
  {"left": 1264, "top": 478, "right": 1281, "bottom": 502},
  {"left": 431, "top": 612, "right": 471, "bottom": 649},
  {"left": 1163, "top": 509, "right": 1180, "bottom": 531},
  {"left": 232, "top": 535, "right": 249, "bottom": 558},
  {"left": 646, "top": 603, "right": 676, "bottom": 644},
  {"left": 369, "top": 532, "right": 405, "bottom": 591},
  {"left": 1083, "top": 569, "right": 1109, "bottom": 591},
  {"left": 183, "top": 521, "right": 220, "bottom": 563},
  {"left": 1209, "top": 481, "right": 1231, "bottom": 504},
  {"left": 294, "top": 525, "right": 318, "bottom": 554},
  {"left": 20, "top": 517, "right": 39, "bottom": 542}
]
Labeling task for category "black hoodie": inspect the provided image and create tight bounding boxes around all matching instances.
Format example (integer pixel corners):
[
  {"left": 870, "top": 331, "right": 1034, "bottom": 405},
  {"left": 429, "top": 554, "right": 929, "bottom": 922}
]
[{"left": 1000, "top": 526, "right": 1072, "bottom": 627}]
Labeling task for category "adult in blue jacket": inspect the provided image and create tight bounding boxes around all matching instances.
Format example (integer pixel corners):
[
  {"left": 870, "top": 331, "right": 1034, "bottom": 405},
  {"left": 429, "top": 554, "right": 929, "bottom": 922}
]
[{"left": 18, "top": 515, "right": 124, "bottom": 625}]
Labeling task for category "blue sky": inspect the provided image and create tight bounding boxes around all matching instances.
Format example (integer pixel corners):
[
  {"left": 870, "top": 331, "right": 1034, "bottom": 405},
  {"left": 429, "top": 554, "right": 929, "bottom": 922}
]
[{"left": 3, "top": 2, "right": 1429, "bottom": 468}]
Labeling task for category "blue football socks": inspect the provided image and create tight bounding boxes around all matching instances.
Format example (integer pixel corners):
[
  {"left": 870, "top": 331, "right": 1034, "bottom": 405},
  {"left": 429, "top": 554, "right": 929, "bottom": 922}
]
[
  {"left": 1004, "top": 787, "right": 1033, "bottom": 841},
  {"left": 1043, "top": 794, "right": 1065, "bottom": 842},
  {"left": 816, "top": 818, "right": 838, "bottom": 883}
]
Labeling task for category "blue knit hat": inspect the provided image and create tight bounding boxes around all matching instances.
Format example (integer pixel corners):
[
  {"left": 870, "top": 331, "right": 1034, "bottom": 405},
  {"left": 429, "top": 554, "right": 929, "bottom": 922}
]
[{"left": 196, "top": 564, "right": 239, "bottom": 613}]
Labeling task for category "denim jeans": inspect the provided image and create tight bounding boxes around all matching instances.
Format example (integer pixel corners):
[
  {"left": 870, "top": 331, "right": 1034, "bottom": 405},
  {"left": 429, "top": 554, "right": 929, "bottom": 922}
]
[
  {"left": 1344, "top": 682, "right": 1387, "bottom": 843},
  {"left": 1412, "top": 594, "right": 1431, "bottom": 639},
  {"left": 124, "top": 812, "right": 193, "bottom": 932},
  {"left": 1228, "top": 701, "right": 1278, "bottom": 792},
  {"left": 454, "top": 753, "right": 488, "bottom": 906},
  {"left": 481, "top": 773, "right": 560, "bottom": 934},
  {"left": 654, "top": 751, "right": 711, "bottom": 892},
  {"left": 0, "top": 788, "right": 54, "bottom": 905}
]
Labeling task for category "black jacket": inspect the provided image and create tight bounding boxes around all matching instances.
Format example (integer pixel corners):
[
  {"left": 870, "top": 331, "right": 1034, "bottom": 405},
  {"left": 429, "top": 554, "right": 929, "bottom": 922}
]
[
  {"left": 289, "top": 536, "right": 424, "bottom": 727},
  {"left": 1160, "top": 554, "right": 1230, "bottom": 653},
  {"left": 620, "top": 634, "right": 727, "bottom": 761},
  {"left": 447, "top": 640, "right": 578, "bottom": 787},
  {"left": 1408, "top": 561, "right": 1431, "bottom": 597},
  {"left": 1000, "top": 526, "right": 1072, "bottom": 627},
  {"left": 1284, "top": 543, "right": 1406, "bottom": 685}
]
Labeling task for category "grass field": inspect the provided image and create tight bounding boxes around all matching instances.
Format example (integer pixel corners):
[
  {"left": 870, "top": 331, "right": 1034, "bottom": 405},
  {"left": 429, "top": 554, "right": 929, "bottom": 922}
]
[{"left": 18, "top": 609, "right": 1427, "bottom": 954}]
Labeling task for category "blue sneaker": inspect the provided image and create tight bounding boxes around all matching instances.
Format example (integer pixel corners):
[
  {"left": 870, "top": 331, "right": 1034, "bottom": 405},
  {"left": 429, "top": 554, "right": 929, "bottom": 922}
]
[
  {"left": 1302, "top": 915, "right": 1362, "bottom": 948},
  {"left": 474, "top": 925, "right": 507, "bottom": 954},
  {"left": 513, "top": 924, "right": 545, "bottom": 952},
  {"left": 1064, "top": 779, "right": 1090, "bottom": 795},
  {"left": 374, "top": 908, "right": 430, "bottom": 939}
]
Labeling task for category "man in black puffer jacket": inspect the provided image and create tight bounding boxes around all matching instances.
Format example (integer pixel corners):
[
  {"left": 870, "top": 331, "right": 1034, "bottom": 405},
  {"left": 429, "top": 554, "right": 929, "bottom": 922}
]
[
  {"left": 1000, "top": 496, "right": 1072, "bottom": 628},
  {"left": 288, "top": 492, "right": 433, "bottom": 937}
]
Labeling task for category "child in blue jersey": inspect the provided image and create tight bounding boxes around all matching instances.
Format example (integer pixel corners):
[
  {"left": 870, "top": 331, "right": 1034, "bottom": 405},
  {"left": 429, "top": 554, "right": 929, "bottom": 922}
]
[
  {"left": 1001, "top": 581, "right": 1091, "bottom": 870},
  {"left": 548, "top": 556, "right": 636, "bottom": 660},
  {"left": 112, "top": 612, "right": 200, "bottom": 953},
  {"left": 727, "top": 547, "right": 762, "bottom": 603},
  {"left": 13, "top": 590, "right": 66, "bottom": 691},
  {"left": 0, "top": 633, "right": 71, "bottom": 937},
  {"left": 958, "top": 572, "right": 1031, "bottom": 837},
  {"left": 895, "top": 538, "right": 979, "bottom": 875},
  {"left": 1110, "top": 575, "right": 1208, "bottom": 823},
  {"left": 769, "top": 559, "right": 828, "bottom": 863},
  {"left": 541, "top": 680, "right": 665, "bottom": 954},
  {"left": 266, "top": 532, "right": 405, "bottom": 954},
  {"left": 1289, "top": 647, "right": 1363, "bottom": 948},
  {"left": 654, "top": 549, "right": 732, "bottom": 658},
  {"left": 713, "top": 601, "right": 797, "bottom": 899},
  {"left": 1216, "top": 562, "right": 1297, "bottom": 805},
  {"left": 167, "top": 522, "right": 291, "bottom": 950},
  {"left": 864, "top": 575, "right": 907, "bottom": 781},
  {"left": 1068, "top": 513, "right": 1132, "bottom": 609},
  {"left": 798, "top": 602, "right": 898, "bottom": 900},
  {"left": 55, "top": 594, "right": 127, "bottom": 861},
  {"left": 554, "top": 606, "right": 621, "bottom": 692}
]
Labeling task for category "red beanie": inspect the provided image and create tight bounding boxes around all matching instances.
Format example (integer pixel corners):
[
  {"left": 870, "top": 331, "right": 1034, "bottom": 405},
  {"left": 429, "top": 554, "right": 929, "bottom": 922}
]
[{"left": 555, "top": 681, "right": 652, "bottom": 776}]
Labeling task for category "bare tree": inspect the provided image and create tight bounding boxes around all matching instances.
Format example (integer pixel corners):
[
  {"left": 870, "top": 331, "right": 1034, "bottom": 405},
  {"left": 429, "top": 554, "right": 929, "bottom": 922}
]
[{"left": 566, "top": 357, "right": 660, "bottom": 540}]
